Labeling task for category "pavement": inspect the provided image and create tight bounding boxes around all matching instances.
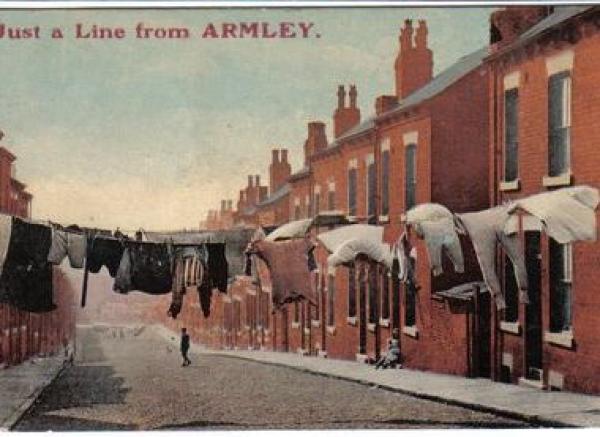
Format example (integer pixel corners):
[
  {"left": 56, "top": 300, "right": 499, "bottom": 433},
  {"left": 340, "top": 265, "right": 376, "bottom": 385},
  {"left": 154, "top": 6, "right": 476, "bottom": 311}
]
[
  {"left": 155, "top": 324, "right": 600, "bottom": 428},
  {"left": 0, "top": 353, "right": 70, "bottom": 431}
]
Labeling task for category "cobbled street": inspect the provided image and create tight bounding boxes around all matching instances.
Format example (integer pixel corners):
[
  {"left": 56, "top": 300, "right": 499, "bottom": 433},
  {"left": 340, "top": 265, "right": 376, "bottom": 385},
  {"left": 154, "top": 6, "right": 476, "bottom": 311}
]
[{"left": 16, "top": 326, "right": 535, "bottom": 430}]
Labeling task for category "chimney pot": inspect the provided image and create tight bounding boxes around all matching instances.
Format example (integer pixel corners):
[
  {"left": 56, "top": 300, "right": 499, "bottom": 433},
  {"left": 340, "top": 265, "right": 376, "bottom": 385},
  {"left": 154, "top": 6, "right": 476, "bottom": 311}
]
[
  {"left": 281, "top": 149, "right": 288, "bottom": 163},
  {"left": 271, "top": 149, "right": 280, "bottom": 163},
  {"left": 349, "top": 85, "right": 358, "bottom": 108},
  {"left": 337, "top": 85, "right": 346, "bottom": 109},
  {"left": 255, "top": 175, "right": 260, "bottom": 186},
  {"left": 248, "top": 175, "right": 253, "bottom": 187}
]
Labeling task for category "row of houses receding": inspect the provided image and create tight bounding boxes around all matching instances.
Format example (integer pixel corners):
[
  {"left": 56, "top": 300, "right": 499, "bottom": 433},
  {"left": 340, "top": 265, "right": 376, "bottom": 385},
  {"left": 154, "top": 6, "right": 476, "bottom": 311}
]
[{"left": 162, "top": 6, "right": 600, "bottom": 396}]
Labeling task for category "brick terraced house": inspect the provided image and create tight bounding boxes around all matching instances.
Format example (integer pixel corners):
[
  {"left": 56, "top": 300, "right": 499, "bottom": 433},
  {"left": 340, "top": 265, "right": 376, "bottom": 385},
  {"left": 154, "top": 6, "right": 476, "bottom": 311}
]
[{"left": 163, "top": 6, "right": 600, "bottom": 396}]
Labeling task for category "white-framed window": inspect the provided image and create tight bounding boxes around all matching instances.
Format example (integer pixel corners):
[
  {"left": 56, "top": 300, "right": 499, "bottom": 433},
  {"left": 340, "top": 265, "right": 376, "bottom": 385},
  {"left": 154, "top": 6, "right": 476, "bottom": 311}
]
[
  {"left": 380, "top": 138, "right": 391, "bottom": 217},
  {"left": 548, "top": 71, "right": 572, "bottom": 177},
  {"left": 365, "top": 154, "right": 376, "bottom": 218},
  {"left": 504, "top": 87, "right": 519, "bottom": 183},
  {"left": 347, "top": 159, "right": 358, "bottom": 217},
  {"left": 327, "top": 180, "right": 336, "bottom": 211},
  {"left": 327, "top": 271, "right": 335, "bottom": 327},
  {"left": 550, "top": 240, "right": 573, "bottom": 333}
]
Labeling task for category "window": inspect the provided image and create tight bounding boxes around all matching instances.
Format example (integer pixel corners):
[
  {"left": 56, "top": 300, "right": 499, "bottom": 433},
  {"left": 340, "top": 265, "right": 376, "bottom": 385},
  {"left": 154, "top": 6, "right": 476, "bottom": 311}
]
[
  {"left": 327, "top": 274, "right": 335, "bottom": 327},
  {"left": 368, "top": 266, "right": 378, "bottom": 324},
  {"left": 381, "top": 268, "right": 390, "bottom": 321},
  {"left": 313, "top": 271, "right": 321, "bottom": 321},
  {"left": 293, "top": 302, "right": 299, "bottom": 324},
  {"left": 366, "top": 157, "right": 376, "bottom": 218},
  {"left": 405, "top": 144, "right": 417, "bottom": 210},
  {"left": 328, "top": 190, "right": 335, "bottom": 211},
  {"left": 404, "top": 283, "right": 416, "bottom": 327},
  {"left": 503, "top": 256, "right": 519, "bottom": 323},
  {"left": 294, "top": 204, "right": 301, "bottom": 220},
  {"left": 348, "top": 266, "right": 356, "bottom": 318},
  {"left": 381, "top": 149, "right": 390, "bottom": 216},
  {"left": 504, "top": 88, "right": 519, "bottom": 182},
  {"left": 348, "top": 167, "right": 357, "bottom": 216},
  {"left": 548, "top": 72, "right": 571, "bottom": 177},
  {"left": 550, "top": 240, "right": 572, "bottom": 333},
  {"left": 314, "top": 192, "right": 320, "bottom": 216}
]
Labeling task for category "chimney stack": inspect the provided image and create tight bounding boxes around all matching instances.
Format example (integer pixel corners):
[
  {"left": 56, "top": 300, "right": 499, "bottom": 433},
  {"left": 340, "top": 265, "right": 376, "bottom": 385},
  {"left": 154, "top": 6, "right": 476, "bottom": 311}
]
[
  {"left": 221, "top": 200, "right": 227, "bottom": 212},
  {"left": 227, "top": 199, "right": 233, "bottom": 210},
  {"left": 269, "top": 148, "right": 292, "bottom": 195},
  {"left": 271, "top": 149, "right": 280, "bottom": 164},
  {"left": 255, "top": 175, "right": 260, "bottom": 187},
  {"left": 281, "top": 149, "right": 288, "bottom": 163},
  {"left": 395, "top": 19, "right": 433, "bottom": 99},
  {"left": 375, "top": 95, "right": 399, "bottom": 116},
  {"left": 247, "top": 175, "right": 253, "bottom": 188},
  {"left": 333, "top": 84, "right": 361, "bottom": 139},
  {"left": 490, "top": 7, "right": 551, "bottom": 46}
]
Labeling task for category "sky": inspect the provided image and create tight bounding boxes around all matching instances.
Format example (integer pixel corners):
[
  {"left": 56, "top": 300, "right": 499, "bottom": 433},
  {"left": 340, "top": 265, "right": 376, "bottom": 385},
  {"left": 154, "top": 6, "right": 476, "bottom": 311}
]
[{"left": 0, "top": 6, "right": 492, "bottom": 231}]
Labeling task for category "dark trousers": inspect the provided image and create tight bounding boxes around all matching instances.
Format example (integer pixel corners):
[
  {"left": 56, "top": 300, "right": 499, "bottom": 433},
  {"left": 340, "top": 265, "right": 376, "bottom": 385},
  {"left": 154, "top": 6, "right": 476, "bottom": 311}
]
[{"left": 181, "top": 348, "right": 191, "bottom": 365}]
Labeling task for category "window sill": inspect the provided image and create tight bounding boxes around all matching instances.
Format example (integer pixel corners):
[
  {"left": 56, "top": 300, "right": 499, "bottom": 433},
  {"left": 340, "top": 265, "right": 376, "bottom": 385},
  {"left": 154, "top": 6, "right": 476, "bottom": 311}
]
[
  {"left": 499, "top": 179, "right": 520, "bottom": 192},
  {"left": 379, "top": 318, "right": 390, "bottom": 328},
  {"left": 378, "top": 215, "right": 390, "bottom": 223},
  {"left": 543, "top": 172, "right": 572, "bottom": 188},
  {"left": 500, "top": 321, "right": 521, "bottom": 335},
  {"left": 367, "top": 323, "right": 376, "bottom": 333},
  {"left": 311, "top": 320, "right": 321, "bottom": 328},
  {"left": 402, "top": 325, "right": 418, "bottom": 338},
  {"left": 518, "top": 377, "right": 545, "bottom": 390},
  {"left": 347, "top": 316, "right": 357, "bottom": 326},
  {"left": 291, "top": 322, "right": 300, "bottom": 329},
  {"left": 326, "top": 326, "right": 336, "bottom": 335},
  {"left": 544, "top": 330, "right": 574, "bottom": 349}
]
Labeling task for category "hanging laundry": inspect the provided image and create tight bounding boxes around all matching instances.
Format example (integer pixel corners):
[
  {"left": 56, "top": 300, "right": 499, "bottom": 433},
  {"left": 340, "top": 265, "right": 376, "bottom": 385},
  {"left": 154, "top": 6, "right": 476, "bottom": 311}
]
[
  {"left": 0, "top": 217, "right": 54, "bottom": 313},
  {"left": 317, "top": 224, "right": 384, "bottom": 254},
  {"left": 395, "top": 232, "right": 417, "bottom": 285},
  {"left": 86, "top": 236, "right": 125, "bottom": 277},
  {"left": 504, "top": 185, "right": 600, "bottom": 244},
  {"left": 264, "top": 218, "right": 313, "bottom": 242},
  {"left": 206, "top": 243, "right": 228, "bottom": 293},
  {"left": 405, "top": 203, "right": 464, "bottom": 276},
  {"left": 168, "top": 245, "right": 208, "bottom": 319},
  {"left": 246, "top": 237, "right": 317, "bottom": 311},
  {"left": 113, "top": 241, "right": 173, "bottom": 295},
  {"left": 0, "top": 214, "right": 12, "bottom": 274},
  {"left": 455, "top": 206, "right": 529, "bottom": 310},
  {"left": 327, "top": 238, "right": 393, "bottom": 269},
  {"left": 47, "top": 228, "right": 86, "bottom": 269}
]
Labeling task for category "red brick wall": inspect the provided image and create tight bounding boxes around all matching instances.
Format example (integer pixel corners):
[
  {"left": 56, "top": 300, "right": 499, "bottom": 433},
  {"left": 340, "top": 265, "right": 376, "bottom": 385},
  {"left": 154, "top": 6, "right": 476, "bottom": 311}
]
[{"left": 491, "top": 28, "right": 600, "bottom": 394}]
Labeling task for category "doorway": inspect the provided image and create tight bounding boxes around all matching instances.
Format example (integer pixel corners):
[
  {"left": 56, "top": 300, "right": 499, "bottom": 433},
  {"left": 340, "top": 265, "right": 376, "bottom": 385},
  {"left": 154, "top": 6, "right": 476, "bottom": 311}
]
[{"left": 524, "top": 232, "right": 543, "bottom": 381}]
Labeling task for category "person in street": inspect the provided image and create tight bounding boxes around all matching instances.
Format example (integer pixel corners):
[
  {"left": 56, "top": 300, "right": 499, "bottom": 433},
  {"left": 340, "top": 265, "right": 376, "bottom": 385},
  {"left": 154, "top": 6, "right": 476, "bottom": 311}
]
[
  {"left": 180, "top": 327, "right": 191, "bottom": 366},
  {"left": 375, "top": 328, "right": 401, "bottom": 370}
]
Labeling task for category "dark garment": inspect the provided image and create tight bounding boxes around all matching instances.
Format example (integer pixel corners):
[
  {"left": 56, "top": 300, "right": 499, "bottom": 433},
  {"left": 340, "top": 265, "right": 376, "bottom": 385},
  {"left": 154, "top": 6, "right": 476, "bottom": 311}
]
[
  {"left": 197, "top": 280, "right": 213, "bottom": 318},
  {"left": 180, "top": 333, "right": 190, "bottom": 351},
  {"left": 87, "top": 237, "right": 125, "bottom": 277},
  {"left": 248, "top": 238, "right": 317, "bottom": 311},
  {"left": 114, "top": 241, "right": 173, "bottom": 295},
  {"left": 207, "top": 243, "right": 228, "bottom": 293},
  {"left": 0, "top": 218, "right": 54, "bottom": 313}
]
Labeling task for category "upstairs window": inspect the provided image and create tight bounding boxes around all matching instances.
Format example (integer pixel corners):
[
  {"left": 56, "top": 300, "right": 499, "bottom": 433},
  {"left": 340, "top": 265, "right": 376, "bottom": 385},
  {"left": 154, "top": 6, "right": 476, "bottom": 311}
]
[
  {"left": 328, "top": 189, "right": 335, "bottom": 211},
  {"left": 504, "top": 88, "right": 519, "bottom": 182},
  {"left": 381, "top": 268, "right": 390, "bottom": 321},
  {"left": 381, "top": 149, "right": 390, "bottom": 216},
  {"left": 314, "top": 192, "right": 320, "bottom": 216},
  {"left": 348, "top": 167, "right": 357, "bottom": 216},
  {"left": 405, "top": 144, "right": 417, "bottom": 210},
  {"left": 548, "top": 72, "right": 571, "bottom": 177},
  {"left": 366, "top": 157, "right": 376, "bottom": 218},
  {"left": 368, "top": 266, "right": 378, "bottom": 324},
  {"left": 327, "top": 274, "right": 335, "bottom": 327}
]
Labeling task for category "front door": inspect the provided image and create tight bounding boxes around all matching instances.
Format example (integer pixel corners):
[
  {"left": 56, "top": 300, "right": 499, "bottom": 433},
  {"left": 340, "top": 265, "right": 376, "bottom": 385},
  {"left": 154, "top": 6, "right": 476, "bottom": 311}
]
[
  {"left": 525, "top": 232, "right": 543, "bottom": 381},
  {"left": 359, "top": 267, "right": 367, "bottom": 355}
]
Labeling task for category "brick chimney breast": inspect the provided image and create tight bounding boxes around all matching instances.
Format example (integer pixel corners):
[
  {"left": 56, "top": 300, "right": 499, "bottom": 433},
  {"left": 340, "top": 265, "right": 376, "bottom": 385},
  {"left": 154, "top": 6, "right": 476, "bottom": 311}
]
[
  {"left": 395, "top": 19, "right": 433, "bottom": 99},
  {"left": 376, "top": 95, "right": 399, "bottom": 116},
  {"left": 333, "top": 85, "right": 361, "bottom": 139}
]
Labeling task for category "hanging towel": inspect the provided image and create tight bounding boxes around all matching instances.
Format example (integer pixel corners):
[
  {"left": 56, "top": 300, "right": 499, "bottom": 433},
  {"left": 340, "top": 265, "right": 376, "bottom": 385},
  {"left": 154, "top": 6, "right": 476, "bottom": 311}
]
[
  {"left": 456, "top": 206, "right": 529, "bottom": 310},
  {"left": 47, "top": 228, "right": 86, "bottom": 269},
  {"left": 248, "top": 238, "right": 317, "bottom": 311},
  {"left": 505, "top": 185, "right": 600, "bottom": 244}
]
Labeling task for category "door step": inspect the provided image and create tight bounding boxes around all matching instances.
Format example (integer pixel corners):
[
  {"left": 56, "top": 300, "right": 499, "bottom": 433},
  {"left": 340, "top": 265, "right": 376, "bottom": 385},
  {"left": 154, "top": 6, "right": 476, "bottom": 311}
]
[{"left": 518, "top": 377, "right": 546, "bottom": 390}]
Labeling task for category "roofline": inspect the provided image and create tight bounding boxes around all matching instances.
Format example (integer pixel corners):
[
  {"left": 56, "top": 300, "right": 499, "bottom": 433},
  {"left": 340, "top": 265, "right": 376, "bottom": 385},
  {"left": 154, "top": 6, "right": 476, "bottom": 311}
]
[{"left": 484, "top": 7, "right": 594, "bottom": 62}]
